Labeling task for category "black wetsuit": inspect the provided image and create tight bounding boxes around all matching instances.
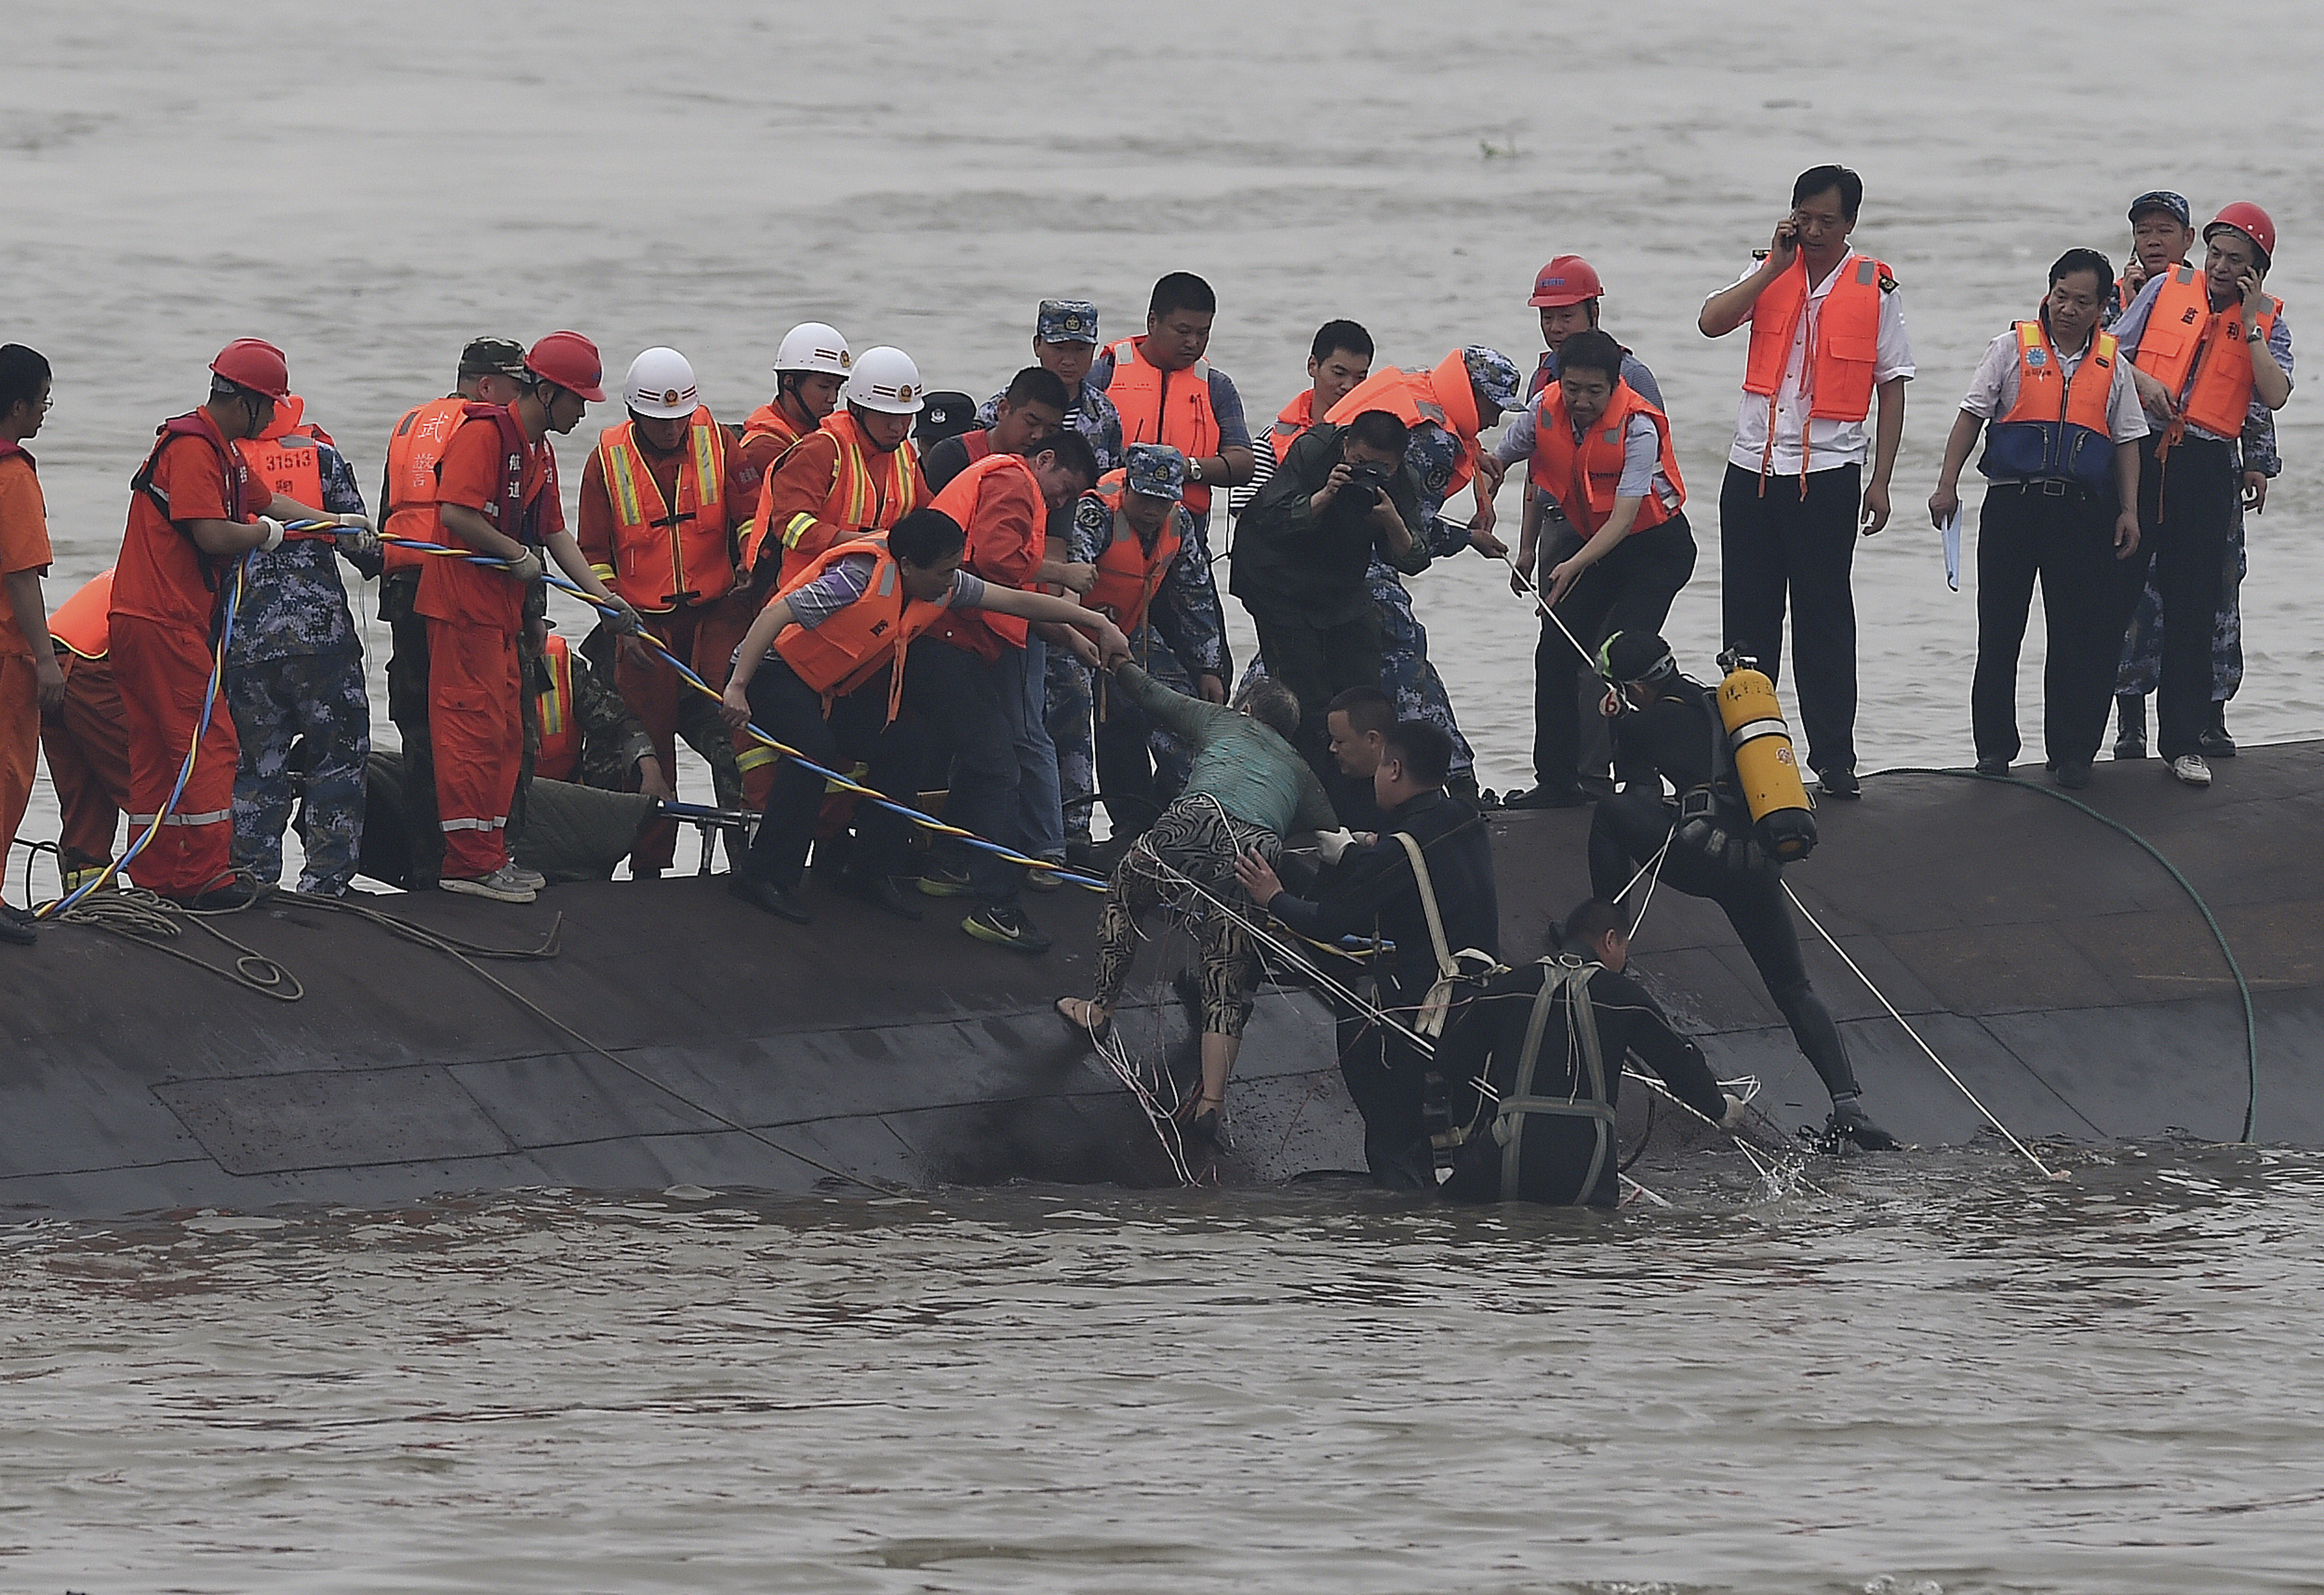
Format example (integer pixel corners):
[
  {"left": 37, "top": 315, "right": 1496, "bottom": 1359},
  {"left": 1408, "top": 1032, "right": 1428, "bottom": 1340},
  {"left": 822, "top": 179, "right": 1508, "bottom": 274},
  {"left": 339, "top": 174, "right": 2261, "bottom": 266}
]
[
  {"left": 1587, "top": 680, "right": 1860, "bottom": 1102},
  {"left": 1269, "top": 789, "right": 1498, "bottom": 1182},
  {"left": 1439, "top": 958, "right": 1726, "bottom": 1207}
]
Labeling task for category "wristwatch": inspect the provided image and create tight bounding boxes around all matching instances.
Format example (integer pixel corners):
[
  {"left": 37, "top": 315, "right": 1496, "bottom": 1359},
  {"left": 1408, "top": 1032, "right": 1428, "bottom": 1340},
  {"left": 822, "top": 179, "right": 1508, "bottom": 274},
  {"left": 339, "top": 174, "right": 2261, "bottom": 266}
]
[
  {"left": 1188, "top": 457, "right": 1205, "bottom": 484},
  {"left": 2248, "top": 325, "right": 2267, "bottom": 343}
]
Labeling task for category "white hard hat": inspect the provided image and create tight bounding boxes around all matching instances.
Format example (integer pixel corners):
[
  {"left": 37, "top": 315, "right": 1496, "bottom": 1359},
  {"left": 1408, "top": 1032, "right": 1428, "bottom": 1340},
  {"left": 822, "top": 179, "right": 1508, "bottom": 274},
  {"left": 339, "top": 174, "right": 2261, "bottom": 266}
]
[
  {"left": 623, "top": 347, "right": 699, "bottom": 420},
  {"left": 773, "top": 322, "right": 853, "bottom": 379},
  {"left": 845, "top": 346, "right": 925, "bottom": 415}
]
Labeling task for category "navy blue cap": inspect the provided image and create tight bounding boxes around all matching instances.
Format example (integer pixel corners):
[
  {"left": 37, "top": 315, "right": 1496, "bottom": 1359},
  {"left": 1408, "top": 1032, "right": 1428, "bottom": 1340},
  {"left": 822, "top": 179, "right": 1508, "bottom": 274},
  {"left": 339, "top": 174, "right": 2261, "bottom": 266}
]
[{"left": 2128, "top": 191, "right": 2192, "bottom": 227}]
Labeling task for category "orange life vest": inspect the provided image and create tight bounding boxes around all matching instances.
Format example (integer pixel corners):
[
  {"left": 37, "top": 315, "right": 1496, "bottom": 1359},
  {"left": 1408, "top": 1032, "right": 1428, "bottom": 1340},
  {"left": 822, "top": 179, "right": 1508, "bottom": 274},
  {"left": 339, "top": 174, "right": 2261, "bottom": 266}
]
[
  {"left": 763, "top": 410, "right": 923, "bottom": 580},
  {"left": 926, "top": 451, "right": 1041, "bottom": 651},
  {"left": 591, "top": 409, "right": 737, "bottom": 611},
  {"left": 1103, "top": 336, "right": 1222, "bottom": 516},
  {"left": 2131, "top": 266, "right": 2282, "bottom": 439},
  {"left": 382, "top": 395, "right": 470, "bottom": 575},
  {"left": 1267, "top": 390, "right": 1315, "bottom": 464},
  {"left": 48, "top": 567, "right": 114, "bottom": 660},
  {"left": 232, "top": 395, "right": 328, "bottom": 512},
  {"left": 535, "top": 632, "right": 581, "bottom": 783},
  {"left": 1979, "top": 321, "right": 2121, "bottom": 486},
  {"left": 1742, "top": 253, "right": 1889, "bottom": 424},
  {"left": 773, "top": 533, "right": 954, "bottom": 722},
  {"left": 1323, "top": 349, "right": 1482, "bottom": 499},
  {"left": 1527, "top": 382, "right": 1685, "bottom": 535},
  {"left": 735, "top": 401, "right": 815, "bottom": 569},
  {"left": 1081, "top": 475, "right": 1183, "bottom": 636}
]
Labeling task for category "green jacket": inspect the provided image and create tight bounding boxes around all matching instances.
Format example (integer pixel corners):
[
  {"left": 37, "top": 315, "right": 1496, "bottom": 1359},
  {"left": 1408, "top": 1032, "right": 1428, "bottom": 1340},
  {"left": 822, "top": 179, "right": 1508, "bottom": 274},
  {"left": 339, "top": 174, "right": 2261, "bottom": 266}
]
[
  {"left": 1114, "top": 664, "right": 1339, "bottom": 838},
  {"left": 1229, "top": 421, "right": 1429, "bottom": 623}
]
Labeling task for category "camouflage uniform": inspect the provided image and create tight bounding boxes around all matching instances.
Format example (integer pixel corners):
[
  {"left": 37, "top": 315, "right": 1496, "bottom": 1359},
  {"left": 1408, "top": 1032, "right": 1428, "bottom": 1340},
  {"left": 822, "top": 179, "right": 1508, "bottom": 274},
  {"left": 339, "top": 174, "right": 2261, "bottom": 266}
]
[
  {"left": 1058, "top": 446, "right": 1227, "bottom": 840},
  {"left": 226, "top": 440, "right": 372, "bottom": 896},
  {"left": 2115, "top": 408, "right": 2279, "bottom": 705},
  {"left": 978, "top": 300, "right": 1124, "bottom": 472},
  {"left": 563, "top": 644, "right": 659, "bottom": 793}
]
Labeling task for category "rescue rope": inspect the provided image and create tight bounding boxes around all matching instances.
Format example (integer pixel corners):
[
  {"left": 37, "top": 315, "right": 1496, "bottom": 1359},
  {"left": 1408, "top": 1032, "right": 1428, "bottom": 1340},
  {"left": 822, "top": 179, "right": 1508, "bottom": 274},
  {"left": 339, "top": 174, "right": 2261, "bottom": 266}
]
[
  {"left": 1780, "top": 879, "right": 2061, "bottom": 1180},
  {"left": 1862, "top": 765, "right": 2259, "bottom": 1145},
  {"left": 42, "top": 881, "right": 303, "bottom": 1001},
  {"left": 352, "top": 526, "right": 1110, "bottom": 894}
]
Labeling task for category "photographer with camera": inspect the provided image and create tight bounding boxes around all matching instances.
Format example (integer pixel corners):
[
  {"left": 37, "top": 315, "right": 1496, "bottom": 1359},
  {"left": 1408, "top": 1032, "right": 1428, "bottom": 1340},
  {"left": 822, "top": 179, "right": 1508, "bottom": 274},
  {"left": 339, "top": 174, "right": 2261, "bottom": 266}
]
[{"left": 1229, "top": 408, "right": 1420, "bottom": 783}]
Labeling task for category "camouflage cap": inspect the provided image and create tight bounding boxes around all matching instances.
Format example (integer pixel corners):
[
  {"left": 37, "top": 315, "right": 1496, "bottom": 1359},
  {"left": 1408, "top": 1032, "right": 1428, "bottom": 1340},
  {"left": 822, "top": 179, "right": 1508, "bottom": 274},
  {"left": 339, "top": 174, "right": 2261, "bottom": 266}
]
[
  {"left": 1123, "top": 443, "right": 1185, "bottom": 502},
  {"left": 2127, "top": 190, "right": 2192, "bottom": 227},
  {"left": 457, "top": 337, "right": 530, "bottom": 379},
  {"left": 1037, "top": 299, "right": 1101, "bottom": 345},
  {"left": 1462, "top": 345, "right": 1523, "bottom": 414}
]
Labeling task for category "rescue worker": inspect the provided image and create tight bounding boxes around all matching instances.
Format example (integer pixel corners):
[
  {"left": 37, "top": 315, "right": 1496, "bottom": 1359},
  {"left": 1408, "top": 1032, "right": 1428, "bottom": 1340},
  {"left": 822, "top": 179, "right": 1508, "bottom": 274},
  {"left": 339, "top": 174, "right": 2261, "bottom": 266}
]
[
  {"left": 1093, "top": 273, "right": 1256, "bottom": 525},
  {"left": 530, "top": 624, "right": 670, "bottom": 798},
  {"left": 1235, "top": 719, "right": 1499, "bottom": 1185},
  {"left": 2106, "top": 192, "right": 2283, "bottom": 765},
  {"left": 379, "top": 336, "right": 533, "bottom": 889},
  {"left": 422, "top": 331, "right": 640, "bottom": 902},
  {"left": 575, "top": 346, "right": 756, "bottom": 875},
  {"left": 1585, "top": 631, "right": 1897, "bottom": 1150},
  {"left": 922, "top": 367, "right": 1069, "bottom": 492},
  {"left": 0, "top": 343, "right": 62, "bottom": 941},
  {"left": 1231, "top": 408, "right": 1421, "bottom": 777},
  {"left": 757, "top": 345, "right": 927, "bottom": 586},
  {"left": 919, "top": 433, "right": 1104, "bottom": 950},
  {"left": 1495, "top": 329, "right": 1697, "bottom": 808},
  {"left": 980, "top": 299, "right": 1123, "bottom": 472},
  {"left": 1056, "top": 668, "right": 1336, "bottom": 1143},
  {"left": 1438, "top": 899, "right": 1742, "bottom": 1209},
  {"left": 1321, "top": 685, "right": 1393, "bottom": 833},
  {"left": 717, "top": 507, "right": 1128, "bottom": 927},
  {"left": 226, "top": 393, "right": 381, "bottom": 897},
  {"left": 1063, "top": 444, "right": 1228, "bottom": 845},
  {"left": 38, "top": 570, "right": 130, "bottom": 897},
  {"left": 720, "top": 322, "right": 852, "bottom": 811},
  {"left": 1699, "top": 164, "right": 1914, "bottom": 800},
  {"left": 110, "top": 339, "right": 357, "bottom": 908},
  {"left": 1927, "top": 249, "right": 2147, "bottom": 788},
  {"left": 1315, "top": 345, "right": 1525, "bottom": 797},
  {"left": 2110, "top": 202, "right": 2293, "bottom": 789},
  {"left": 1230, "top": 319, "right": 1374, "bottom": 515}
]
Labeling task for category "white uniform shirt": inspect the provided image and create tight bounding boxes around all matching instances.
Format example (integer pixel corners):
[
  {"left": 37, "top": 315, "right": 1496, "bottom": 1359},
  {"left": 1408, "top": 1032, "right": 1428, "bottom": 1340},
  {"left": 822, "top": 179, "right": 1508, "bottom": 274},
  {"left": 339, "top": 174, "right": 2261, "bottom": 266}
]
[
  {"left": 1721, "top": 253, "right": 1916, "bottom": 476},
  {"left": 1958, "top": 327, "right": 2149, "bottom": 443}
]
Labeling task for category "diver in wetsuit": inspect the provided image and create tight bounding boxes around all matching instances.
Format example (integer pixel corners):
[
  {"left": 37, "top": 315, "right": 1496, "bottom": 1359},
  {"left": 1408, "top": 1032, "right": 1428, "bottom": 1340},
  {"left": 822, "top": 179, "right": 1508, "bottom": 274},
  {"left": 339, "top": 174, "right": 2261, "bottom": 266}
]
[
  {"left": 1587, "top": 631, "right": 1898, "bottom": 1152},
  {"left": 1440, "top": 899, "right": 1746, "bottom": 1207}
]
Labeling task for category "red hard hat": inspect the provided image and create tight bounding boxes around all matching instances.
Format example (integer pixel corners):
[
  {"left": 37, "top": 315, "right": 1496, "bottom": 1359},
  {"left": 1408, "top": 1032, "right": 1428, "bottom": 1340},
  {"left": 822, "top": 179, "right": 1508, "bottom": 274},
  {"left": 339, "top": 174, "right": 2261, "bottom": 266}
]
[
  {"left": 525, "top": 330, "right": 608, "bottom": 402},
  {"left": 210, "top": 338, "right": 291, "bottom": 400},
  {"left": 2205, "top": 202, "right": 2276, "bottom": 266},
  {"left": 1529, "top": 255, "right": 1604, "bottom": 308}
]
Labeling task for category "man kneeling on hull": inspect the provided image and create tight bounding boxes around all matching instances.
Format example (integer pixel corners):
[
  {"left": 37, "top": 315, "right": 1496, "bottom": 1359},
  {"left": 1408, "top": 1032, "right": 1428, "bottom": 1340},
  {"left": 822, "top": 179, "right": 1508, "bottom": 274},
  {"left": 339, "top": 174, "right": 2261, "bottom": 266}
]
[
  {"left": 718, "top": 508, "right": 1127, "bottom": 926},
  {"left": 1587, "top": 630, "right": 1897, "bottom": 1152},
  {"left": 1440, "top": 899, "right": 1745, "bottom": 1207}
]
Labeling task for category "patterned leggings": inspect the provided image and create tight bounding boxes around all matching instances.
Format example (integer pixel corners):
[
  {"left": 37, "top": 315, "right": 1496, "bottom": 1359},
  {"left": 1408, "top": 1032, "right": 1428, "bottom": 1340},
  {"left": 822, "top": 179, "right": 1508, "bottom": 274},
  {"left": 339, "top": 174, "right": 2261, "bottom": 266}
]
[{"left": 1091, "top": 797, "right": 1281, "bottom": 1038}]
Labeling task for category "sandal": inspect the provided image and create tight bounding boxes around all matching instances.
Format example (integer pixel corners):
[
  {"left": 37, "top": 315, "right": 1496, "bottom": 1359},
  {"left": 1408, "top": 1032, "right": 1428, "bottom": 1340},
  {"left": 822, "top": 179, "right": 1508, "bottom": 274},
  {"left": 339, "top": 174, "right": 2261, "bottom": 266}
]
[
  {"left": 1181, "top": 1094, "right": 1225, "bottom": 1145},
  {"left": 1054, "top": 995, "right": 1113, "bottom": 1043}
]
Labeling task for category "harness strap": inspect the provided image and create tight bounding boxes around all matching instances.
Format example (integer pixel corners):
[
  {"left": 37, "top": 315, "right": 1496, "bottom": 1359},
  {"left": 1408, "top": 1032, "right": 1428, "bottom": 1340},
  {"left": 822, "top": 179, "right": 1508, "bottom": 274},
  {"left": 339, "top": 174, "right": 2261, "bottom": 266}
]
[
  {"left": 1393, "top": 830, "right": 1490, "bottom": 1039},
  {"left": 1494, "top": 958, "right": 1611, "bottom": 1202}
]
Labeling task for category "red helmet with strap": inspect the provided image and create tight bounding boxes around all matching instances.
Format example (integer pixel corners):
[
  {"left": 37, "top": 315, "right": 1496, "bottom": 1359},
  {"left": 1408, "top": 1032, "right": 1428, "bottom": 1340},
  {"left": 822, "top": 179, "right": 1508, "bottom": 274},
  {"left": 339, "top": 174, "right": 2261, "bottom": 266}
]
[
  {"left": 525, "top": 331, "right": 608, "bottom": 402},
  {"left": 210, "top": 338, "right": 290, "bottom": 399},
  {"left": 2205, "top": 202, "right": 2276, "bottom": 267}
]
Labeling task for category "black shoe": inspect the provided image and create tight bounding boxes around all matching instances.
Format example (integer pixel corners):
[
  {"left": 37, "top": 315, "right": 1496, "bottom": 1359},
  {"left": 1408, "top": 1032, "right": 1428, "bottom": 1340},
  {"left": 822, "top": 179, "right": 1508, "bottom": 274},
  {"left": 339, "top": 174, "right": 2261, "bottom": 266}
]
[
  {"left": 1064, "top": 837, "right": 1098, "bottom": 870},
  {"left": 728, "top": 873, "right": 810, "bottom": 924},
  {"left": 1828, "top": 1098, "right": 1899, "bottom": 1152},
  {"left": 962, "top": 902, "right": 1051, "bottom": 954},
  {"left": 0, "top": 903, "right": 36, "bottom": 945},
  {"left": 2198, "top": 723, "right": 2237, "bottom": 759},
  {"left": 842, "top": 867, "right": 923, "bottom": 922},
  {"left": 184, "top": 877, "right": 264, "bottom": 911},
  {"left": 1816, "top": 766, "right": 1862, "bottom": 800},
  {"left": 1973, "top": 757, "right": 2009, "bottom": 776},
  {"left": 2051, "top": 760, "right": 2093, "bottom": 790},
  {"left": 1446, "top": 769, "right": 1481, "bottom": 804},
  {"left": 2114, "top": 694, "right": 2148, "bottom": 760},
  {"left": 1501, "top": 783, "right": 1590, "bottom": 810}
]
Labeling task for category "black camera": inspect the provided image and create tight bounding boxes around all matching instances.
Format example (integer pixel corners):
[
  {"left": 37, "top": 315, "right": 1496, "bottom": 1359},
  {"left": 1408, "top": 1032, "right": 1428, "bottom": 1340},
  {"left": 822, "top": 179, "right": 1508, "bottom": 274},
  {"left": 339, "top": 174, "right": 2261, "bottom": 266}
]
[{"left": 1341, "top": 459, "right": 1395, "bottom": 510}]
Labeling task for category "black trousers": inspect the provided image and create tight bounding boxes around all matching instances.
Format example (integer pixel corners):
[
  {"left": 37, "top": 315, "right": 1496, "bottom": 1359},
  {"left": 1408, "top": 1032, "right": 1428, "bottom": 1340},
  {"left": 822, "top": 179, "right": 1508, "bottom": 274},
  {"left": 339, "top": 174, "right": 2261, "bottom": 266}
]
[
  {"left": 740, "top": 656, "right": 920, "bottom": 891},
  {"left": 380, "top": 570, "right": 441, "bottom": 889},
  {"left": 1534, "top": 513, "right": 1697, "bottom": 788},
  {"left": 1588, "top": 788, "right": 1859, "bottom": 1102},
  {"left": 1719, "top": 461, "right": 1861, "bottom": 776},
  {"left": 1337, "top": 1001, "right": 1433, "bottom": 1187},
  {"left": 2119, "top": 435, "right": 2235, "bottom": 761},
  {"left": 1971, "top": 482, "right": 2125, "bottom": 767},
  {"left": 1247, "top": 601, "right": 1383, "bottom": 775}
]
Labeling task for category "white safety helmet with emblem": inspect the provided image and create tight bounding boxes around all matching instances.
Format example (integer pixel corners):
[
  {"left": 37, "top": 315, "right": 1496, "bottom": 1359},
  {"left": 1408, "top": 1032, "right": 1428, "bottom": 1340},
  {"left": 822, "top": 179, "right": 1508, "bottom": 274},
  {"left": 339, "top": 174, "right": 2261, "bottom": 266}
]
[
  {"left": 622, "top": 347, "right": 700, "bottom": 420},
  {"left": 845, "top": 346, "right": 926, "bottom": 415},
  {"left": 773, "top": 322, "right": 853, "bottom": 379}
]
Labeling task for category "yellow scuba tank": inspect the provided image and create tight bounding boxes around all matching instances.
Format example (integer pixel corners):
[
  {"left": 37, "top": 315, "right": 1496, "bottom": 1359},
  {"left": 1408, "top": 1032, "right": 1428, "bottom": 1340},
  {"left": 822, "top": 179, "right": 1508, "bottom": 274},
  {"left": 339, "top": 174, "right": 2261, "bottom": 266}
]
[{"left": 1713, "top": 648, "right": 1817, "bottom": 861}]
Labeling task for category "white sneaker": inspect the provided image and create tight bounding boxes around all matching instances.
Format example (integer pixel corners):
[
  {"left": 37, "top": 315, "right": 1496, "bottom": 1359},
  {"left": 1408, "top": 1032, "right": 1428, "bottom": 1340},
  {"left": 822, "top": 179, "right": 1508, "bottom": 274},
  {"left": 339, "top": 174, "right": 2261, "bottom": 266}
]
[
  {"left": 2169, "top": 754, "right": 2212, "bottom": 788},
  {"left": 439, "top": 864, "right": 538, "bottom": 902},
  {"left": 506, "top": 863, "right": 547, "bottom": 891}
]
